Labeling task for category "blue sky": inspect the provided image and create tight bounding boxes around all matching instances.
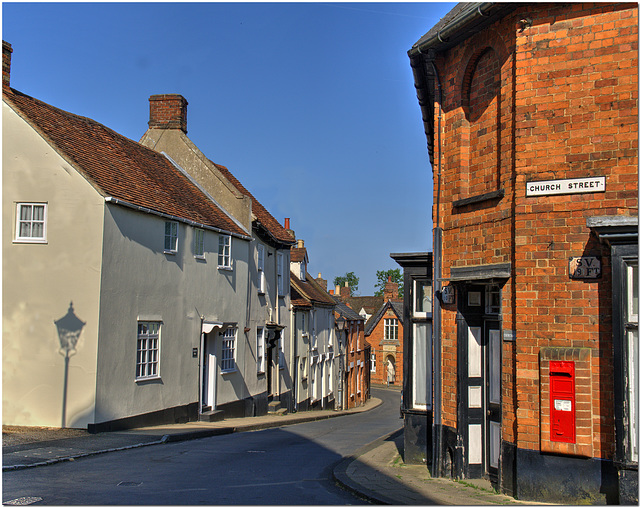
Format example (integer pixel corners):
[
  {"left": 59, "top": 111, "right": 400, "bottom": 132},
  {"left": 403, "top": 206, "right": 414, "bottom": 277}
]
[{"left": 3, "top": 1, "right": 454, "bottom": 295}]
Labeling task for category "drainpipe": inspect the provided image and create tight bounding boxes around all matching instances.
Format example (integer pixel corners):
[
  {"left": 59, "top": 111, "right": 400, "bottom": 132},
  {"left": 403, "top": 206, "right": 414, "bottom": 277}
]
[{"left": 427, "top": 50, "right": 444, "bottom": 479}]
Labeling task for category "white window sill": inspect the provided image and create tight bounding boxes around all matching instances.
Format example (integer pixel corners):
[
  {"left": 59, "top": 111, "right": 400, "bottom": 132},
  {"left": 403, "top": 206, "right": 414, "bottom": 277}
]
[
  {"left": 13, "top": 238, "right": 47, "bottom": 244},
  {"left": 135, "top": 376, "right": 161, "bottom": 384},
  {"left": 218, "top": 266, "right": 233, "bottom": 271},
  {"left": 221, "top": 369, "right": 237, "bottom": 375},
  {"left": 164, "top": 250, "right": 177, "bottom": 255},
  {"left": 194, "top": 255, "right": 206, "bottom": 261}
]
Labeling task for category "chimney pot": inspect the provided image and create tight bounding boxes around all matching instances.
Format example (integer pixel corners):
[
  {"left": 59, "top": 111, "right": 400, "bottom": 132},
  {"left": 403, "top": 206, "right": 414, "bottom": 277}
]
[
  {"left": 148, "top": 94, "right": 188, "bottom": 133},
  {"left": 285, "top": 218, "right": 290, "bottom": 229},
  {"left": 297, "top": 239, "right": 304, "bottom": 249}
]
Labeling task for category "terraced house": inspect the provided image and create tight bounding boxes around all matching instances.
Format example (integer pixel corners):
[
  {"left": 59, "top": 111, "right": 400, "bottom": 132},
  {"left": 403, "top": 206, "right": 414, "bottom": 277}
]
[
  {"left": 2, "top": 41, "right": 293, "bottom": 430},
  {"left": 408, "top": 3, "right": 637, "bottom": 503}
]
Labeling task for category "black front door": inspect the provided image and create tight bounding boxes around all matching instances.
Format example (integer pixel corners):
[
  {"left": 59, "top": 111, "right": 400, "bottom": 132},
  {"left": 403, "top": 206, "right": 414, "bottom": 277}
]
[{"left": 458, "top": 284, "right": 502, "bottom": 481}]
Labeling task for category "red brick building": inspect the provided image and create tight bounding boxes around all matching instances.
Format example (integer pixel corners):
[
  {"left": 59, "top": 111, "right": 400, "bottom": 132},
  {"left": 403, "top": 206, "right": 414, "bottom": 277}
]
[
  {"left": 333, "top": 297, "right": 369, "bottom": 409},
  {"left": 364, "top": 279, "right": 404, "bottom": 386},
  {"left": 409, "top": 3, "right": 637, "bottom": 503}
]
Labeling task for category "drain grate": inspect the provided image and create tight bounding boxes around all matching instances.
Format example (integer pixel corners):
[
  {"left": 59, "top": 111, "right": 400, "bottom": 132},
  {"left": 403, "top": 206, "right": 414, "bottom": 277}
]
[{"left": 4, "top": 497, "right": 43, "bottom": 505}]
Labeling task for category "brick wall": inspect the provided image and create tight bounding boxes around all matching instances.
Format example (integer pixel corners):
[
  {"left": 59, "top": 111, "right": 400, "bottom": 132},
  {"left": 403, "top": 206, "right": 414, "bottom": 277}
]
[{"left": 434, "top": 2, "right": 638, "bottom": 459}]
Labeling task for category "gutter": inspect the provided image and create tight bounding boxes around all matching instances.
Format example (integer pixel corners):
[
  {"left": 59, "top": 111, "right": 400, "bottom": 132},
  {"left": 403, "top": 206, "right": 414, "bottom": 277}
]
[
  {"left": 104, "top": 196, "right": 252, "bottom": 241},
  {"left": 408, "top": 2, "right": 496, "bottom": 57}
]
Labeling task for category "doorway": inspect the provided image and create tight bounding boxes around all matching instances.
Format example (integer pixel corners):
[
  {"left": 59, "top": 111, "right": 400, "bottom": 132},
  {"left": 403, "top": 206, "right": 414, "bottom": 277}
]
[
  {"left": 458, "top": 284, "right": 502, "bottom": 482},
  {"left": 202, "top": 331, "right": 218, "bottom": 411}
]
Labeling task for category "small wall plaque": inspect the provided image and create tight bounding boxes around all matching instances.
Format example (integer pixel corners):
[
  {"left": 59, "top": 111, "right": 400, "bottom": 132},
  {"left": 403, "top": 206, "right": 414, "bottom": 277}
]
[
  {"left": 569, "top": 256, "right": 601, "bottom": 279},
  {"left": 441, "top": 285, "right": 455, "bottom": 305},
  {"left": 503, "top": 329, "right": 515, "bottom": 342}
]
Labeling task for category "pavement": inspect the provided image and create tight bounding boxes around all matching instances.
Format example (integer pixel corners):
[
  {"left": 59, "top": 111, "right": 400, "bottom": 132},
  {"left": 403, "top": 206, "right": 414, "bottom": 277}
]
[{"left": 3, "top": 397, "right": 542, "bottom": 505}]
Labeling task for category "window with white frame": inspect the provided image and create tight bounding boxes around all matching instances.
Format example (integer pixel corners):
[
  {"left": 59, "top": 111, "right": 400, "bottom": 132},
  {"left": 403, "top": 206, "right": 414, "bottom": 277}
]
[
  {"left": 279, "top": 330, "right": 285, "bottom": 369},
  {"left": 311, "top": 311, "right": 317, "bottom": 349},
  {"left": 15, "top": 203, "right": 47, "bottom": 243},
  {"left": 384, "top": 318, "right": 399, "bottom": 340},
  {"left": 311, "top": 354, "right": 318, "bottom": 400},
  {"left": 220, "top": 327, "right": 236, "bottom": 372},
  {"left": 277, "top": 252, "right": 285, "bottom": 295},
  {"left": 257, "top": 244, "right": 266, "bottom": 293},
  {"left": 257, "top": 327, "right": 265, "bottom": 374},
  {"left": 328, "top": 354, "right": 333, "bottom": 394},
  {"left": 414, "top": 279, "right": 432, "bottom": 317},
  {"left": 413, "top": 322, "right": 432, "bottom": 410},
  {"left": 300, "top": 260, "right": 306, "bottom": 281},
  {"left": 136, "top": 322, "right": 160, "bottom": 380},
  {"left": 626, "top": 261, "right": 638, "bottom": 462},
  {"left": 164, "top": 221, "right": 178, "bottom": 253},
  {"left": 371, "top": 349, "right": 376, "bottom": 372},
  {"left": 218, "top": 235, "right": 232, "bottom": 268},
  {"left": 194, "top": 228, "right": 205, "bottom": 258}
]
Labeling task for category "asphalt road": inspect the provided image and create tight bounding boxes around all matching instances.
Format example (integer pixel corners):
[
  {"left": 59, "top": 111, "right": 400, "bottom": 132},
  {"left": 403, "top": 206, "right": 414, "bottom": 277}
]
[{"left": 3, "top": 388, "right": 402, "bottom": 505}]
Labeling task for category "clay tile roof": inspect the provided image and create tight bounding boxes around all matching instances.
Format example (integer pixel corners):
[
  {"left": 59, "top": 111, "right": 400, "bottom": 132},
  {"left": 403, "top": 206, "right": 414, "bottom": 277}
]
[
  {"left": 5, "top": 89, "right": 246, "bottom": 237},
  {"left": 290, "top": 284, "right": 313, "bottom": 308},
  {"left": 290, "top": 272, "right": 336, "bottom": 307},
  {"left": 212, "top": 162, "right": 295, "bottom": 246},
  {"left": 290, "top": 247, "right": 307, "bottom": 263}
]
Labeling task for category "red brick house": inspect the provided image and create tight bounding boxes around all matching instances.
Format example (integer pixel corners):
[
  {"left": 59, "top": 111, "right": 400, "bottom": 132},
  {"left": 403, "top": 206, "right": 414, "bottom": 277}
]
[
  {"left": 333, "top": 297, "right": 369, "bottom": 409},
  {"left": 409, "top": 3, "right": 637, "bottom": 504},
  {"left": 364, "top": 279, "right": 403, "bottom": 386}
]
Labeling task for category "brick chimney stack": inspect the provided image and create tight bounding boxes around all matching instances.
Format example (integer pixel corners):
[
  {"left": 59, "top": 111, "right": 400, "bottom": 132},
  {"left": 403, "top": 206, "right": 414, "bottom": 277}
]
[
  {"left": 316, "top": 273, "right": 328, "bottom": 292},
  {"left": 384, "top": 276, "right": 399, "bottom": 302},
  {"left": 3, "top": 41, "right": 12, "bottom": 93},
  {"left": 148, "top": 94, "right": 188, "bottom": 133},
  {"left": 284, "top": 217, "right": 295, "bottom": 239}
]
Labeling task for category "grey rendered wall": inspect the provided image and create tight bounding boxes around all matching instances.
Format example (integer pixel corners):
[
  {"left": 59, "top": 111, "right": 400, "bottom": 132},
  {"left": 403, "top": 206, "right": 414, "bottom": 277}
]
[{"left": 95, "top": 205, "right": 250, "bottom": 423}]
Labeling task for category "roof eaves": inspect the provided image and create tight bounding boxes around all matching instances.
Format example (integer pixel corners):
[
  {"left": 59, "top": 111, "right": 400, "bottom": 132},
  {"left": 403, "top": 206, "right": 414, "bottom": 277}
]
[
  {"left": 104, "top": 197, "right": 251, "bottom": 240},
  {"left": 408, "top": 2, "right": 520, "bottom": 56}
]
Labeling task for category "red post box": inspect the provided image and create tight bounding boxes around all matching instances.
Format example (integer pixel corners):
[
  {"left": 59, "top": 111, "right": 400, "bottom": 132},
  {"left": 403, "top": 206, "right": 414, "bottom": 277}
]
[{"left": 549, "top": 360, "right": 576, "bottom": 443}]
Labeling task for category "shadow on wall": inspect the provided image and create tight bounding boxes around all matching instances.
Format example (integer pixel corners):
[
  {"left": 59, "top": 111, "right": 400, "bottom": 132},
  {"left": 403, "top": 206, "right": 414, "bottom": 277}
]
[{"left": 54, "top": 302, "right": 86, "bottom": 429}]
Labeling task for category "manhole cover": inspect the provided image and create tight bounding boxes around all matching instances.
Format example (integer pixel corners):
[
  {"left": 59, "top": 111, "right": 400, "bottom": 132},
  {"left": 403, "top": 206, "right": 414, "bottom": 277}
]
[{"left": 4, "top": 497, "right": 43, "bottom": 505}]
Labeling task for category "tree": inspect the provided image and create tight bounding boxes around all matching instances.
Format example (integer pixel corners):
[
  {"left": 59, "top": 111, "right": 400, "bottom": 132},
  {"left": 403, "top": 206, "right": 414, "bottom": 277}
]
[
  {"left": 333, "top": 272, "right": 359, "bottom": 296},
  {"left": 374, "top": 268, "right": 404, "bottom": 299}
]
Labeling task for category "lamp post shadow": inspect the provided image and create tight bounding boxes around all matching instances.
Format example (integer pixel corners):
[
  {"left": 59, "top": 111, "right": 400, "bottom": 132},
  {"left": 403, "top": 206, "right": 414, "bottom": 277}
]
[{"left": 54, "top": 302, "right": 85, "bottom": 428}]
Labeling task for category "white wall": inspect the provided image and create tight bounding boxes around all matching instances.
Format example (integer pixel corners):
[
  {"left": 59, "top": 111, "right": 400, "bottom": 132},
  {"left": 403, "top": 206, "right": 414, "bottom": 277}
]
[{"left": 2, "top": 102, "right": 103, "bottom": 428}]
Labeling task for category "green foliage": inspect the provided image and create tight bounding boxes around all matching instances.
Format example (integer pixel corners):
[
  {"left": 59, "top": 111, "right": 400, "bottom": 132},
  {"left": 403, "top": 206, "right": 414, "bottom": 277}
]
[
  {"left": 374, "top": 268, "right": 404, "bottom": 299},
  {"left": 333, "top": 272, "right": 359, "bottom": 295}
]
